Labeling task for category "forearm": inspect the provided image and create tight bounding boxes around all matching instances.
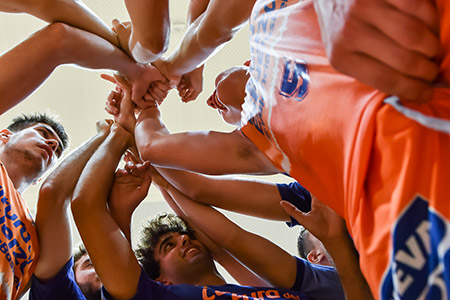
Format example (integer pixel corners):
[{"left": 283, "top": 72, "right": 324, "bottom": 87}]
[
  {"left": 165, "top": 0, "right": 254, "bottom": 76},
  {"left": 323, "top": 238, "right": 374, "bottom": 300},
  {"left": 34, "top": 125, "right": 110, "bottom": 280},
  {"left": 125, "top": 0, "right": 169, "bottom": 63},
  {"left": 72, "top": 125, "right": 141, "bottom": 299}
]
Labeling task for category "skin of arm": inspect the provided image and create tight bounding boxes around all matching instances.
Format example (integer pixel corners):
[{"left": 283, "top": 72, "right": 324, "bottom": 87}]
[
  {"left": 0, "top": 22, "right": 163, "bottom": 114},
  {"left": 156, "top": 167, "right": 291, "bottom": 221},
  {"left": 281, "top": 197, "right": 374, "bottom": 300},
  {"left": 135, "top": 105, "right": 278, "bottom": 175},
  {"left": 154, "top": 173, "right": 298, "bottom": 289},
  {"left": 155, "top": 0, "right": 256, "bottom": 80},
  {"left": 108, "top": 152, "right": 152, "bottom": 242},
  {"left": 155, "top": 182, "right": 270, "bottom": 287},
  {"left": 71, "top": 124, "right": 142, "bottom": 300},
  {"left": 122, "top": 0, "right": 169, "bottom": 63},
  {"left": 0, "top": 0, "right": 119, "bottom": 47},
  {"left": 313, "top": 0, "right": 440, "bottom": 102},
  {"left": 34, "top": 120, "right": 112, "bottom": 281}
]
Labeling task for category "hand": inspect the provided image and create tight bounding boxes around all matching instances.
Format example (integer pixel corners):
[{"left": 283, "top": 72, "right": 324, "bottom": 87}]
[
  {"left": 177, "top": 65, "right": 204, "bottom": 102},
  {"left": 112, "top": 19, "right": 132, "bottom": 58},
  {"left": 280, "top": 195, "right": 347, "bottom": 247},
  {"left": 105, "top": 86, "right": 137, "bottom": 133},
  {"left": 152, "top": 58, "right": 181, "bottom": 89},
  {"left": 146, "top": 80, "right": 171, "bottom": 105},
  {"left": 314, "top": 0, "right": 440, "bottom": 102},
  {"left": 108, "top": 151, "right": 152, "bottom": 218},
  {"left": 96, "top": 119, "right": 114, "bottom": 135}
]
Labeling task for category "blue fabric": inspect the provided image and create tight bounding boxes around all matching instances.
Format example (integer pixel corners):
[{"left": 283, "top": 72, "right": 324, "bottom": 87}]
[
  {"left": 102, "top": 257, "right": 344, "bottom": 300},
  {"left": 30, "top": 257, "right": 86, "bottom": 300},
  {"left": 276, "top": 182, "right": 311, "bottom": 227}
]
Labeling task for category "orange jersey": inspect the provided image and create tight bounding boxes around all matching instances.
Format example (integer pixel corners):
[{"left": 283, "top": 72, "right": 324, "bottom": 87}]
[
  {"left": 241, "top": 0, "right": 450, "bottom": 298},
  {"left": 0, "top": 162, "right": 39, "bottom": 300}
]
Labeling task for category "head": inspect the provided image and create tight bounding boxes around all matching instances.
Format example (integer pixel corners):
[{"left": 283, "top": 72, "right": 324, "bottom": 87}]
[
  {"left": 297, "top": 227, "right": 333, "bottom": 267},
  {"left": 73, "top": 244, "right": 102, "bottom": 300},
  {"left": 135, "top": 213, "right": 216, "bottom": 285},
  {"left": 207, "top": 66, "right": 250, "bottom": 126},
  {"left": 0, "top": 113, "right": 68, "bottom": 183}
]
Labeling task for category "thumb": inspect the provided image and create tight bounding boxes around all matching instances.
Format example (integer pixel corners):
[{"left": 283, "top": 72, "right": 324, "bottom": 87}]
[{"left": 280, "top": 200, "right": 307, "bottom": 225}]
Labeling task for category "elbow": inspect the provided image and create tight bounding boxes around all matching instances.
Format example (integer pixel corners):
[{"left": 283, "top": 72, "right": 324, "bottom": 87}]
[
  {"left": 131, "top": 29, "right": 169, "bottom": 63},
  {"left": 41, "top": 22, "right": 74, "bottom": 63}
]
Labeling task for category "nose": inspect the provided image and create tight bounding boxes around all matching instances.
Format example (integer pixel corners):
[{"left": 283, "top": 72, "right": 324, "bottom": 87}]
[
  {"left": 46, "top": 138, "right": 59, "bottom": 153},
  {"left": 207, "top": 90, "right": 217, "bottom": 109},
  {"left": 179, "top": 234, "right": 191, "bottom": 247}
]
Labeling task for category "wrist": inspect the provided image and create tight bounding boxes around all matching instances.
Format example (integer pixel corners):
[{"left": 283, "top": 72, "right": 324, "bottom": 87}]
[{"left": 111, "top": 123, "right": 134, "bottom": 145}]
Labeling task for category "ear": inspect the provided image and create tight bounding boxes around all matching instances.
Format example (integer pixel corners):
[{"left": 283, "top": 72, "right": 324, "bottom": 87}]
[
  {"left": 0, "top": 129, "right": 12, "bottom": 144},
  {"left": 306, "top": 250, "right": 321, "bottom": 264}
]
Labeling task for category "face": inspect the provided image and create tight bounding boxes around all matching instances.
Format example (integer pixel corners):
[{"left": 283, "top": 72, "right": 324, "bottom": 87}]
[
  {"left": 2, "top": 123, "right": 63, "bottom": 178},
  {"left": 207, "top": 66, "right": 250, "bottom": 126},
  {"left": 74, "top": 254, "right": 102, "bottom": 297},
  {"left": 154, "top": 232, "right": 214, "bottom": 285}
]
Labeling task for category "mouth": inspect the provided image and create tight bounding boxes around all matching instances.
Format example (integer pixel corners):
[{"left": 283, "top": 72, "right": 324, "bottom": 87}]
[{"left": 182, "top": 245, "right": 200, "bottom": 257}]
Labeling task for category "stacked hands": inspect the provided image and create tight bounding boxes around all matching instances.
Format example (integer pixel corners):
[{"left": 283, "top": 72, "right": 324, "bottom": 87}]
[{"left": 103, "top": 19, "right": 203, "bottom": 108}]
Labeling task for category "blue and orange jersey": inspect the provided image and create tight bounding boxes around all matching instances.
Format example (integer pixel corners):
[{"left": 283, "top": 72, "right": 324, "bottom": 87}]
[
  {"left": 0, "top": 162, "right": 39, "bottom": 300},
  {"left": 241, "top": 0, "right": 450, "bottom": 298}
]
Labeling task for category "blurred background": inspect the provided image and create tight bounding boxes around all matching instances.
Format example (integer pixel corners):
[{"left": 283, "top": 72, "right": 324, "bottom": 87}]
[{"left": 0, "top": 0, "right": 298, "bottom": 294}]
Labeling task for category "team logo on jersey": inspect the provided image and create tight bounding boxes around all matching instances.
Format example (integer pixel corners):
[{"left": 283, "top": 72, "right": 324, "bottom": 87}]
[
  {"left": 279, "top": 58, "right": 309, "bottom": 101},
  {"left": 381, "top": 195, "right": 450, "bottom": 299}
]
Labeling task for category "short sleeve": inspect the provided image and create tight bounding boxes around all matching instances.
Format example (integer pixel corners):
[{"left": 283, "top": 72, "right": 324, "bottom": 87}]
[{"left": 277, "top": 182, "right": 311, "bottom": 227}]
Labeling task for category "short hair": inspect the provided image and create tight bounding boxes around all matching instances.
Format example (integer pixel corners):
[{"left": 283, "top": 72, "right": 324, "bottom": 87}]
[
  {"left": 73, "top": 243, "right": 87, "bottom": 267},
  {"left": 135, "top": 213, "right": 192, "bottom": 279},
  {"left": 7, "top": 112, "right": 69, "bottom": 152},
  {"left": 297, "top": 226, "right": 311, "bottom": 259}
]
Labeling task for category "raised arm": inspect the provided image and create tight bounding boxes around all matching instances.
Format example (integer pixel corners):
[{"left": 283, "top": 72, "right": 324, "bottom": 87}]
[
  {"left": 153, "top": 175, "right": 270, "bottom": 287},
  {"left": 154, "top": 0, "right": 255, "bottom": 82},
  {"left": 71, "top": 121, "right": 142, "bottom": 300},
  {"left": 34, "top": 120, "right": 112, "bottom": 281},
  {"left": 281, "top": 196, "right": 374, "bottom": 300},
  {"left": 0, "top": 22, "right": 163, "bottom": 114},
  {"left": 155, "top": 167, "right": 292, "bottom": 221},
  {"left": 135, "top": 105, "right": 278, "bottom": 175},
  {"left": 0, "top": 0, "right": 119, "bottom": 47}
]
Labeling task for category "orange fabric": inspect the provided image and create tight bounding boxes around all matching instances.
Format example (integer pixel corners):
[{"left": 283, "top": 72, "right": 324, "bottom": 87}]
[
  {"left": 0, "top": 162, "right": 39, "bottom": 300},
  {"left": 241, "top": 0, "right": 450, "bottom": 298}
]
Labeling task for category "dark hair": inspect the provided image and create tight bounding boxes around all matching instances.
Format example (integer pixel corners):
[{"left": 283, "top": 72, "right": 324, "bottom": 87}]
[
  {"left": 7, "top": 113, "right": 68, "bottom": 151},
  {"left": 297, "top": 226, "right": 310, "bottom": 259},
  {"left": 73, "top": 243, "right": 87, "bottom": 266},
  {"left": 135, "top": 213, "right": 192, "bottom": 279}
]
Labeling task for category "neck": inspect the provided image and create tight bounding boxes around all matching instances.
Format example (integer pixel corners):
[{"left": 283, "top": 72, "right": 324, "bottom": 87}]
[
  {"left": 0, "top": 153, "right": 34, "bottom": 193},
  {"left": 197, "top": 271, "right": 227, "bottom": 286}
]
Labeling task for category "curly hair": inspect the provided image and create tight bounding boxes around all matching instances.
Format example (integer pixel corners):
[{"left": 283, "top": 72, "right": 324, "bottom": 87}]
[
  {"left": 135, "top": 213, "right": 193, "bottom": 279},
  {"left": 7, "top": 112, "right": 69, "bottom": 151}
]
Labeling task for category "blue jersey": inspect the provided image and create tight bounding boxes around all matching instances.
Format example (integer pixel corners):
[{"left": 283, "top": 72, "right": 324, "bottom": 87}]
[
  {"left": 277, "top": 181, "right": 311, "bottom": 227},
  {"left": 102, "top": 257, "right": 344, "bottom": 300},
  {"left": 30, "top": 258, "right": 86, "bottom": 300}
]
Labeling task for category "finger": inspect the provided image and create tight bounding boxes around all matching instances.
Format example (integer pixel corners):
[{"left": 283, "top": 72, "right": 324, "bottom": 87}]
[
  {"left": 151, "top": 84, "right": 168, "bottom": 99},
  {"left": 385, "top": 0, "right": 439, "bottom": 33},
  {"left": 101, "top": 73, "right": 116, "bottom": 84},
  {"left": 105, "top": 105, "right": 118, "bottom": 116},
  {"left": 125, "top": 150, "right": 142, "bottom": 164},
  {"left": 332, "top": 52, "right": 435, "bottom": 102},
  {"left": 355, "top": 1, "right": 439, "bottom": 58},
  {"left": 342, "top": 20, "right": 439, "bottom": 82},
  {"left": 114, "top": 74, "right": 132, "bottom": 92},
  {"left": 155, "top": 81, "right": 171, "bottom": 93}
]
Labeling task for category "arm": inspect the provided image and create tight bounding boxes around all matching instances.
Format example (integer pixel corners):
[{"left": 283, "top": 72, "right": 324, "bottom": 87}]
[
  {"left": 281, "top": 196, "right": 374, "bottom": 300},
  {"left": 135, "top": 105, "right": 278, "bottom": 175},
  {"left": 34, "top": 120, "right": 111, "bottom": 281},
  {"left": 153, "top": 171, "right": 297, "bottom": 289},
  {"left": 156, "top": 167, "right": 291, "bottom": 221},
  {"left": 313, "top": 0, "right": 439, "bottom": 102},
  {"left": 0, "top": 22, "right": 163, "bottom": 114},
  {"left": 0, "top": 0, "right": 119, "bottom": 47},
  {"left": 152, "top": 171, "right": 271, "bottom": 287},
  {"left": 121, "top": 0, "right": 169, "bottom": 63},
  {"left": 108, "top": 152, "right": 152, "bottom": 242},
  {"left": 71, "top": 124, "right": 141, "bottom": 300},
  {"left": 154, "top": 0, "right": 255, "bottom": 80}
]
